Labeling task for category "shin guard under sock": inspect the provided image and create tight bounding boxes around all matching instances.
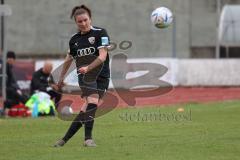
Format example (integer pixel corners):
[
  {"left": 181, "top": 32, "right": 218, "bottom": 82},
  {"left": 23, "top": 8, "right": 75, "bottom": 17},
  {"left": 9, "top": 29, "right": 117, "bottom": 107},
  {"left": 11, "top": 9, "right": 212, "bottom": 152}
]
[{"left": 84, "top": 103, "right": 97, "bottom": 140}]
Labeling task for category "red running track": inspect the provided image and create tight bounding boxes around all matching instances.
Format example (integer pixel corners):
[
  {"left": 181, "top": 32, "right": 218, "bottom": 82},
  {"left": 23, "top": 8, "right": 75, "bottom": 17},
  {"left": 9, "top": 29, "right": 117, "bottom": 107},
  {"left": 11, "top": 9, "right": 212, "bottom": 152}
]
[
  {"left": 58, "top": 87, "right": 240, "bottom": 111},
  {"left": 1, "top": 87, "right": 240, "bottom": 110}
]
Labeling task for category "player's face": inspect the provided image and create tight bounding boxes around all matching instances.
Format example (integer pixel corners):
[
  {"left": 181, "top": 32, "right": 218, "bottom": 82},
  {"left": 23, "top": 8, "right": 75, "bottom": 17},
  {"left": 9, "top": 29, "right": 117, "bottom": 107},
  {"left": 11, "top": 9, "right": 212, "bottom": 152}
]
[{"left": 75, "top": 13, "right": 91, "bottom": 33}]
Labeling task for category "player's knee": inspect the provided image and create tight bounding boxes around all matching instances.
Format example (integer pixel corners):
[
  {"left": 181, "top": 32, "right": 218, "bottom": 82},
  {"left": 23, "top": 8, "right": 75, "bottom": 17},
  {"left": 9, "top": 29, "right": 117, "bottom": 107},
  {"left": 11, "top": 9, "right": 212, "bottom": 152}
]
[{"left": 87, "top": 94, "right": 99, "bottom": 104}]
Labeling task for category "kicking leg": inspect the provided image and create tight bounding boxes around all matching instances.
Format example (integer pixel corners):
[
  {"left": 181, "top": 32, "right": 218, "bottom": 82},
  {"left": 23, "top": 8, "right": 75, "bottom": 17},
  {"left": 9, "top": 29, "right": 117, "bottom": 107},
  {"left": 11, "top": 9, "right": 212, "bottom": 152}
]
[{"left": 53, "top": 109, "right": 85, "bottom": 147}]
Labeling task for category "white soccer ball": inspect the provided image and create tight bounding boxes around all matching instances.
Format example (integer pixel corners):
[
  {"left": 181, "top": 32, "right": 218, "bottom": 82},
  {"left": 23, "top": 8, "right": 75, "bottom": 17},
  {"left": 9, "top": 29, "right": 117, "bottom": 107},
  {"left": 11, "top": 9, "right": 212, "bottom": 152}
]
[
  {"left": 61, "top": 106, "right": 73, "bottom": 115},
  {"left": 151, "top": 7, "right": 173, "bottom": 29}
]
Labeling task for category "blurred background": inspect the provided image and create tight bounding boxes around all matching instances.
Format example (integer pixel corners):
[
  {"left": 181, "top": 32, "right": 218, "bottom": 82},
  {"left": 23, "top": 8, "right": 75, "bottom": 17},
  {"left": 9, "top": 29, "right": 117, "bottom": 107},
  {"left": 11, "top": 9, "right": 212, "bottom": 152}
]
[
  {"left": 1, "top": 0, "right": 240, "bottom": 58},
  {"left": 1, "top": 0, "right": 240, "bottom": 108}
]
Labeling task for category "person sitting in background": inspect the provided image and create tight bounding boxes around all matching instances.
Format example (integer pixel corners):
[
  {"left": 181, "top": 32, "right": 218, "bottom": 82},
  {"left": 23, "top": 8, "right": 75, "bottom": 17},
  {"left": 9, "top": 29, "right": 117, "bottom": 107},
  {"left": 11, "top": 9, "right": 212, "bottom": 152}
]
[
  {"left": 4, "top": 51, "right": 28, "bottom": 115},
  {"left": 30, "top": 61, "right": 62, "bottom": 109}
]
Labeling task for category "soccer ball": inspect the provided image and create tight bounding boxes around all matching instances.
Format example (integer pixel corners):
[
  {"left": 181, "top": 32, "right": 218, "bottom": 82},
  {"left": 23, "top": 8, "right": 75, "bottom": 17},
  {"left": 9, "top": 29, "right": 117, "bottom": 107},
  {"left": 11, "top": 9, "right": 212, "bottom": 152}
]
[{"left": 151, "top": 7, "right": 173, "bottom": 29}]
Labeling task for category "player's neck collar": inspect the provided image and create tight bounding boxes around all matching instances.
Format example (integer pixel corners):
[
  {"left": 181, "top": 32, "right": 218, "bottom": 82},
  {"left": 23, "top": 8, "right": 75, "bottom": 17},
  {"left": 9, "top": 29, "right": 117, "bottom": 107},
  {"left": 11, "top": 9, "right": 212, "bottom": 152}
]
[{"left": 80, "top": 27, "right": 92, "bottom": 35}]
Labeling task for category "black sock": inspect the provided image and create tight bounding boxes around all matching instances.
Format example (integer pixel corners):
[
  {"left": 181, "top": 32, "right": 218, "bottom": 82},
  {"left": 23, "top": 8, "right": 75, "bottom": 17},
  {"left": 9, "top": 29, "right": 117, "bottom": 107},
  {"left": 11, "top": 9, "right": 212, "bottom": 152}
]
[
  {"left": 84, "top": 103, "right": 97, "bottom": 140},
  {"left": 62, "top": 111, "right": 85, "bottom": 142}
]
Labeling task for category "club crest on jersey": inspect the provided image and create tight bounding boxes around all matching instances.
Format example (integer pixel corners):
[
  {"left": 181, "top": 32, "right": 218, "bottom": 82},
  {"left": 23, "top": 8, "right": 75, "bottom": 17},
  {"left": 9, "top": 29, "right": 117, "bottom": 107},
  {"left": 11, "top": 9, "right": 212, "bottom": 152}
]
[{"left": 88, "top": 37, "right": 95, "bottom": 44}]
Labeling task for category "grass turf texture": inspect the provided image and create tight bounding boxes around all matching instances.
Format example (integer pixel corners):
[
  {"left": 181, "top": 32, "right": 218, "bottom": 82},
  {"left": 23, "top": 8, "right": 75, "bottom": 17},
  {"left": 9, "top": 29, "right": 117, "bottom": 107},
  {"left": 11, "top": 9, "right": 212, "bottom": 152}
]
[{"left": 0, "top": 101, "right": 240, "bottom": 160}]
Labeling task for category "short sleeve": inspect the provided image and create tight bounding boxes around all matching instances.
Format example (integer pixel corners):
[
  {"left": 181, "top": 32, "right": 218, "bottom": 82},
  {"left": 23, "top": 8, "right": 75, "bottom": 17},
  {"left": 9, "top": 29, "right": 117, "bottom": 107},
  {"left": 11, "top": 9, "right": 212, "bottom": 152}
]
[{"left": 97, "top": 29, "right": 110, "bottom": 49}]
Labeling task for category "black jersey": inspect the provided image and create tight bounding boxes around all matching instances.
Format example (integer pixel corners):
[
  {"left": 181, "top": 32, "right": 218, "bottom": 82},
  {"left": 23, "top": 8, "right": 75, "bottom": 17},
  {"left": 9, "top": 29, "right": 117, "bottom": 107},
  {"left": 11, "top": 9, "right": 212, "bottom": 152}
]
[{"left": 69, "top": 26, "right": 110, "bottom": 78}]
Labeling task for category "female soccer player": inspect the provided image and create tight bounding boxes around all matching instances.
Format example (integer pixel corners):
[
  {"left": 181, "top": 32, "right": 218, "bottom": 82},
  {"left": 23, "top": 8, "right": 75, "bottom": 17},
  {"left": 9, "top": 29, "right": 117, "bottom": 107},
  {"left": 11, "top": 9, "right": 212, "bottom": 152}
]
[{"left": 54, "top": 4, "right": 110, "bottom": 147}]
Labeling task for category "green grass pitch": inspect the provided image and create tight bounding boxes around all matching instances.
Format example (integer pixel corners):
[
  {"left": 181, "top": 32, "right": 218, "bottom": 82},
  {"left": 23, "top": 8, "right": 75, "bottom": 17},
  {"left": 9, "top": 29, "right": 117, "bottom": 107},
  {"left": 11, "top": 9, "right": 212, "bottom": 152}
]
[{"left": 0, "top": 101, "right": 240, "bottom": 160}]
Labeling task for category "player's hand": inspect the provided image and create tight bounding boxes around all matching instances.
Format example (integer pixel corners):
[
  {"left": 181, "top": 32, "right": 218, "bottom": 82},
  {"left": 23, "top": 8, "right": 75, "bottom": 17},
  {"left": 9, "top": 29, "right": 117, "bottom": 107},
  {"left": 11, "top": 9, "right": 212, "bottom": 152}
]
[
  {"left": 51, "top": 84, "right": 60, "bottom": 91},
  {"left": 79, "top": 66, "right": 89, "bottom": 74},
  {"left": 57, "top": 80, "right": 65, "bottom": 89}
]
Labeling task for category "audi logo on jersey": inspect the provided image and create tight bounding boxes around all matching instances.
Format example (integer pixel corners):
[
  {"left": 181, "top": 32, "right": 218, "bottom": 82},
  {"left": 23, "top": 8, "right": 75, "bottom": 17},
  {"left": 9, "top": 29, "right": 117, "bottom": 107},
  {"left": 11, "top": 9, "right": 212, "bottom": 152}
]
[{"left": 77, "top": 47, "right": 96, "bottom": 57}]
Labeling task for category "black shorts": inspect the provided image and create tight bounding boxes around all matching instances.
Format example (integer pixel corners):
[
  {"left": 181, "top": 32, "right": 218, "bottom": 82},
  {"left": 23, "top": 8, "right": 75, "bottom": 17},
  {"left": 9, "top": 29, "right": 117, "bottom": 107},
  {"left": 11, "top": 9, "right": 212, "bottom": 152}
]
[{"left": 78, "top": 74, "right": 109, "bottom": 98}]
